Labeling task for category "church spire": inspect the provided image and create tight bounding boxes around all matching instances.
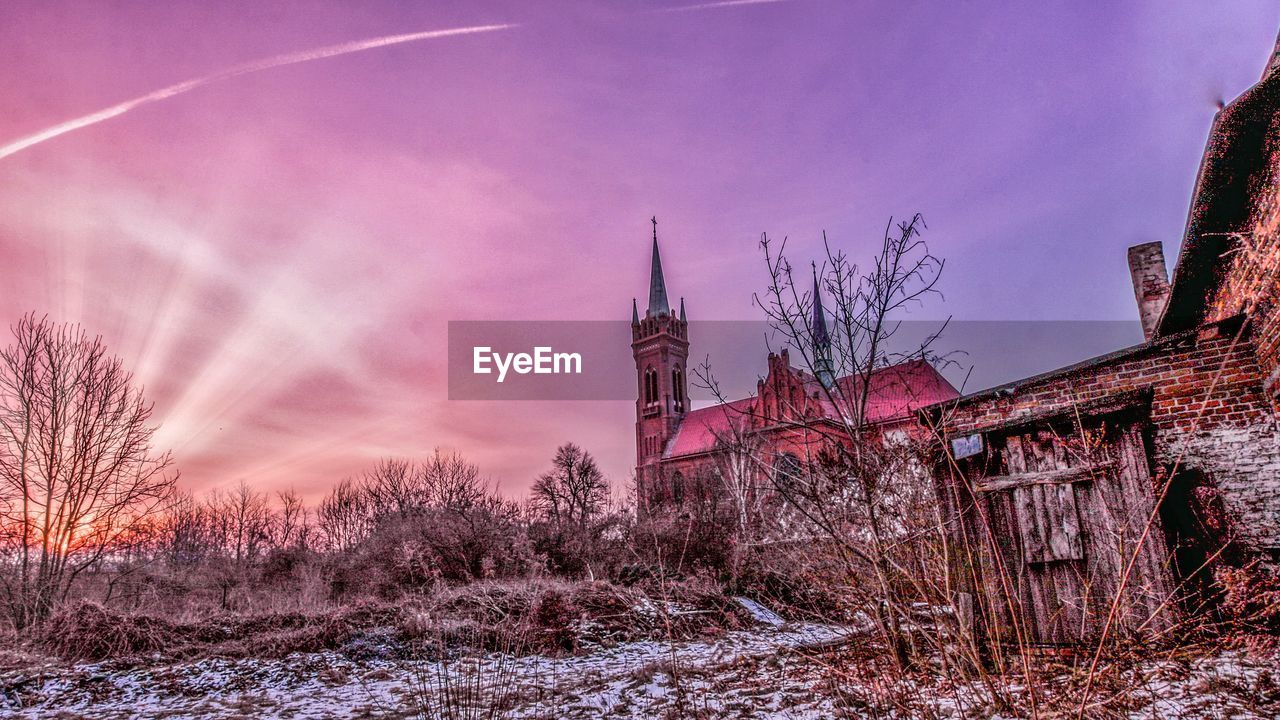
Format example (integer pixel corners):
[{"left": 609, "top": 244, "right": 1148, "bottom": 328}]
[
  {"left": 632, "top": 298, "right": 640, "bottom": 324},
  {"left": 679, "top": 297, "right": 686, "bottom": 323},
  {"left": 812, "top": 267, "right": 834, "bottom": 388},
  {"left": 812, "top": 268, "right": 831, "bottom": 348},
  {"left": 648, "top": 216, "right": 670, "bottom": 315}
]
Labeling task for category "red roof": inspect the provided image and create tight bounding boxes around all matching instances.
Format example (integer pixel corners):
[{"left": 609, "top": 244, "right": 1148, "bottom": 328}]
[
  {"left": 837, "top": 359, "right": 960, "bottom": 424},
  {"left": 662, "top": 359, "right": 958, "bottom": 459},
  {"left": 664, "top": 397, "right": 757, "bottom": 459}
]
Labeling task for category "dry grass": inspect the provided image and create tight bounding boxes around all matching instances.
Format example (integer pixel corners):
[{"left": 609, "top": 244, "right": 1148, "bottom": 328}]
[
  {"left": 37, "top": 599, "right": 401, "bottom": 662},
  {"left": 41, "top": 602, "right": 176, "bottom": 661},
  {"left": 24, "top": 578, "right": 751, "bottom": 667}
]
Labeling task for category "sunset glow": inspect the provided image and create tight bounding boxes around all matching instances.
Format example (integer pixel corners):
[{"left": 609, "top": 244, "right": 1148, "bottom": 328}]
[{"left": 1, "top": 1, "right": 1276, "bottom": 502}]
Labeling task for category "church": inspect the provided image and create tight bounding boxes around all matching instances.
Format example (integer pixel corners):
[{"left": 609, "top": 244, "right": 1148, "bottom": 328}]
[{"left": 629, "top": 225, "right": 959, "bottom": 508}]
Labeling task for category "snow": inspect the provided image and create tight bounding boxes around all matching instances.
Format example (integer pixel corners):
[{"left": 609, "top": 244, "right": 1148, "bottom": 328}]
[
  {"left": 2, "top": 627, "right": 1277, "bottom": 719},
  {"left": 732, "top": 596, "right": 785, "bottom": 627},
  {"left": 0, "top": 623, "right": 850, "bottom": 719}
]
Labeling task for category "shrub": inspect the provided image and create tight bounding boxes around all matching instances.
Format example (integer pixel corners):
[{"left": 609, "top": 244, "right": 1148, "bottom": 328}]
[
  {"left": 42, "top": 602, "right": 175, "bottom": 661},
  {"left": 1218, "top": 561, "right": 1280, "bottom": 634},
  {"left": 533, "top": 588, "right": 577, "bottom": 654}
]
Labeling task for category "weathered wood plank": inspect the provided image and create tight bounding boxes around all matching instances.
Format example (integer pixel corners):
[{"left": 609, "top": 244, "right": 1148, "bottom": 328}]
[
  {"left": 1045, "top": 482, "right": 1084, "bottom": 561},
  {"left": 975, "top": 461, "right": 1115, "bottom": 493},
  {"left": 1004, "top": 434, "right": 1027, "bottom": 474},
  {"left": 1014, "top": 484, "right": 1048, "bottom": 563}
]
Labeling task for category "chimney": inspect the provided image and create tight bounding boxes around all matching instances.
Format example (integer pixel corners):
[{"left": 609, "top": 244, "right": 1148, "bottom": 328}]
[{"left": 1127, "top": 242, "right": 1171, "bottom": 342}]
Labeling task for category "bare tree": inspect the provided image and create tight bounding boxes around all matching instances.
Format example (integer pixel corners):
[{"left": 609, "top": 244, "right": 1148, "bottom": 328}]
[
  {"left": 222, "top": 481, "right": 275, "bottom": 565},
  {"left": 0, "top": 314, "right": 176, "bottom": 628},
  {"left": 531, "top": 443, "right": 609, "bottom": 529},
  {"left": 693, "top": 216, "right": 952, "bottom": 668},
  {"left": 686, "top": 390, "right": 766, "bottom": 581},
  {"left": 274, "top": 488, "right": 309, "bottom": 550},
  {"left": 317, "top": 477, "right": 374, "bottom": 553},
  {"left": 160, "top": 491, "right": 215, "bottom": 568},
  {"left": 363, "top": 458, "right": 424, "bottom": 515},
  {"left": 531, "top": 443, "right": 611, "bottom": 577},
  {"left": 765, "top": 216, "right": 948, "bottom": 667},
  {"left": 420, "top": 448, "right": 486, "bottom": 512}
]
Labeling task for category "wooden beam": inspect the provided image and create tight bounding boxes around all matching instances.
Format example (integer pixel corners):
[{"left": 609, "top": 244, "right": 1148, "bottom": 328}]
[{"left": 975, "top": 461, "right": 1115, "bottom": 494}]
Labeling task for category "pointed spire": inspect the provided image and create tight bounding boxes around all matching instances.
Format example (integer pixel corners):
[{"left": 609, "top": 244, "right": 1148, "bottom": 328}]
[
  {"left": 632, "top": 298, "right": 640, "bottom": 324},
  {"left": 811, "top": 268, "right": 830, "bottom": 348},
  {"left": 812, "top": 267, "right": 834, "bottom": 388},
  {"left": 679, "top": 297, "right": 686, "bottom": 323},
  {"left": 648, "top": 216, "right": 670, "bottom": 315}
]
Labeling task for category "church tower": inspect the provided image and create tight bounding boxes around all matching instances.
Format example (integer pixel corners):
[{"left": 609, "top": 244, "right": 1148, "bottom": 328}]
[{"left": 632, "top": 218, "right": 689, "bottom": 485}]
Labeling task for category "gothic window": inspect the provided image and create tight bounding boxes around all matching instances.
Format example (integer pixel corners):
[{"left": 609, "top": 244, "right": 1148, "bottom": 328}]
[
  {"left": 671, "top": 471, "right": 685, "bottom": 503},
  {"left": 644, "top": 367, "right": 658, "bottom": 405},
  {"left": 672, "top": 366, "right": 685, "bottom": 412}
]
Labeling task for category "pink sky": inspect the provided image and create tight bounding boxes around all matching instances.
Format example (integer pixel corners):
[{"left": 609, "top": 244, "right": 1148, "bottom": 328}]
[{"left": 1, "top": 1, "right": 1277, "bottom": 502}]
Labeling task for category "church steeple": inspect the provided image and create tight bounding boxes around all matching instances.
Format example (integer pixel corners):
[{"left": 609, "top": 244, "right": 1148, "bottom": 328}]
[
  {"left": 632, "top": 218, "right": 689, "bottom": 500},
  {"left": 648, "top": 217, "right": 670, "bottom": 316},
  {"left": 812, "top": 268, "right": 834, "bottom": 388}
]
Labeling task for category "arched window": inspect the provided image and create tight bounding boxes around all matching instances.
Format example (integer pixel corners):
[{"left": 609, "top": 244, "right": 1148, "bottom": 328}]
[
  {"left": 643, "top": 367, "right": 658, "bottom": 405},
  {"left": 672, "top": 366, "right": 684, "bottom": 412},
  {"left": 671, "top": 471, "right": 685, "bottom": 504},
  {"left": 773, "top": 452, "right": 803, "bottom": 491}
]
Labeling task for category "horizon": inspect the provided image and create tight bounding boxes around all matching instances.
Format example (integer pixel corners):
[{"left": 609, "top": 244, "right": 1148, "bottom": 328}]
[{"left": 2, "top": 0, "right": 1278, "bottom": 503}]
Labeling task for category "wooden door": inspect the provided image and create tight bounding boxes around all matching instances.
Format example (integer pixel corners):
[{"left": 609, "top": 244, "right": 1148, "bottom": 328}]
[{"left": 962, "top": 413, "right": 1177, "bottom": 646}]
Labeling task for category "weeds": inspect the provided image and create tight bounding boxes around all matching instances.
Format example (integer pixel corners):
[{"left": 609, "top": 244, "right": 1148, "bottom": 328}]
[{"left": 399, "top": 622, "right": 526, "bottom": 720}]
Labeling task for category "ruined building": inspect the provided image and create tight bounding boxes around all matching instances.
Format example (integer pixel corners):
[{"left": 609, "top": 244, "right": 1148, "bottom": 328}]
[{"left": 926, "top": 34, "right": 1280, "bottom": 646}]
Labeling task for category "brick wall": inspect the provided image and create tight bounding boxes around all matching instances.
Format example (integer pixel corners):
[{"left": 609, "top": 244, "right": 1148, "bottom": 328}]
[{"left": 937, "top": 329, "right": 1280, "bottom": 550}]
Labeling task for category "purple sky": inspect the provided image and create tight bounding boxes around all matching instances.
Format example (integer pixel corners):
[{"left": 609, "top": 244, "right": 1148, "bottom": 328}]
[{"left": 0, "top": 1, "right": 1277, "bottom": 501}]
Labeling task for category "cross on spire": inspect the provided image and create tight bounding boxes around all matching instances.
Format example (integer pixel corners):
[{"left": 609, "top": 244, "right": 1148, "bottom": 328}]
[{"left": 648, "top": 217, "right": 670, "bottom": 315}]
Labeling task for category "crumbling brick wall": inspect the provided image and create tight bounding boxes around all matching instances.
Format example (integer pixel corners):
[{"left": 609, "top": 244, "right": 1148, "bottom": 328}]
[{"left": 936, "top": 328, "right": 1280, "bottom": 551}]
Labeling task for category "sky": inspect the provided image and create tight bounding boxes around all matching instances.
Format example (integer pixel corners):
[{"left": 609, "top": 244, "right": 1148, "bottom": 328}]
[{"left": 0, "top": 0, "right": 1277, "bottom": 502}]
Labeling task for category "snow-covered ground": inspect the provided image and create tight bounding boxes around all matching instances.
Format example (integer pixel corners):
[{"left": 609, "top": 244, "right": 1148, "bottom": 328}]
[
  {"left": 1, "top": 623, "right": 851, "bottom": 719},
  {"left": 2, "top": 623, "right": 1277, "bottom": 719}
]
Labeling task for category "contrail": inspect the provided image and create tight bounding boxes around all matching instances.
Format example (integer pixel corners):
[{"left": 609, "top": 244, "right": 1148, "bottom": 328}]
[
  {"left": 658, "top": 0, "right": 791, "bottom": 12},
  {"left": 0, "top": 23, "right": 515, "bottom": 161}
]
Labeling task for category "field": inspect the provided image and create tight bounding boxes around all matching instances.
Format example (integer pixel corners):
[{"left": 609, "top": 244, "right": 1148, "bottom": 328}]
[{"left": 2, "top": 581, "right": 1277, "bottom": 719}]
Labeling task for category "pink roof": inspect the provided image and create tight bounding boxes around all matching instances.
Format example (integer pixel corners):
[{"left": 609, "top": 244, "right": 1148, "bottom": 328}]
[
  {"left": 662, "top": 359, "right": 958, "bottom": 459},
  {"left": 837, "top": 359, "right": 960, "bottom": 424},
  {"left": 664, "top": 397, "right": 757, "bottom": 459}
]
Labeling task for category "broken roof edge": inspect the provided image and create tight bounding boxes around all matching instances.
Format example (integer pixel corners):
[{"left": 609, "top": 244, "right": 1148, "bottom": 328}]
[{"left": 1156, "top": 42, "right": 1280, "bottom": 337}]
